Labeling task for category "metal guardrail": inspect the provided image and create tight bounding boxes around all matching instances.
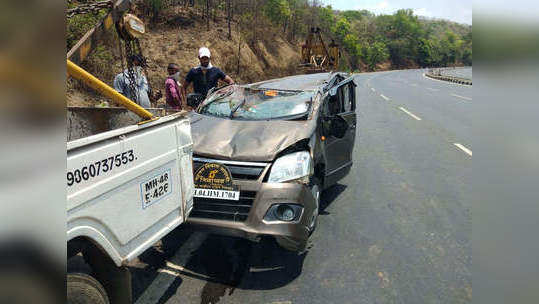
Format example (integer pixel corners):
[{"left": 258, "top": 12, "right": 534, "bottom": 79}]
[{"left": 426, "top": 68, "right": 472, "bottom": 85}]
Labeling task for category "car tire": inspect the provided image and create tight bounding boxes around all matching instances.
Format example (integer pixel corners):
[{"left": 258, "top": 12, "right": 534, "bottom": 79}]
[
  {"left": 67, "top": 273, "right": 109, "bottom": 304},
  {"left": 308, "top": 182, "right": 321, "bottom": 236}
]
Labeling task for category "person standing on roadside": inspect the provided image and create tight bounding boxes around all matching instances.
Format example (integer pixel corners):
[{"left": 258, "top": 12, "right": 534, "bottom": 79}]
[
  {"left": 113, "top": 55, "right": 151, "bottom": 108},
  {"left": 181, "top": 47, "right": 234, "bottom": 109},
  {"left": 164, "top": 63, "right": 183, "bottom": 110}
]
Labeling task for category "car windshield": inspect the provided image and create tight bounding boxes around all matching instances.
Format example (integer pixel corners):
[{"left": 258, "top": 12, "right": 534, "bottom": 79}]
[{"left": 198, "top": 85, "right": 313, "bottom": 120}]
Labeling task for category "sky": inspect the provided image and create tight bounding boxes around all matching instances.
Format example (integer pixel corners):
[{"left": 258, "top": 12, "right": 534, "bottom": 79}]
[{"left": 320, "top": 0, "right": 472, "bottom": 25}]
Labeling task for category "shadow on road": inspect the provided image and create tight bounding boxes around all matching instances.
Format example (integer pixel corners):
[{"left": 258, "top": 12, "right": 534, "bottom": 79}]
[
  {"left": 128, "top": 183, "right": 348, "bottom": 303},
  {"left": 319, "top": 183, "right": 347, "bottom": 215},
  {"left": 184, "top": 234, "right": 252, "bottom": 303},
  {"left": 236, "top": 237, "right": 306, "bottom": 291},
  {"left": 129, "top": 226, "right": 196, "bottom": 303},
  {"left": 183, "top": 234, "right": 306, "bottom": 302}
]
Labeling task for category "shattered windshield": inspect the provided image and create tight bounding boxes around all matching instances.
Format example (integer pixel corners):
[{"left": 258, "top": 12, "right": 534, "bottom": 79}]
[{"left": 198, "top": 85, "right": 313, "bottom": 120}]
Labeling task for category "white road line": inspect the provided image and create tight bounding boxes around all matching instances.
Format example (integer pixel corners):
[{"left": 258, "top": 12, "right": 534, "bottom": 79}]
[
  {"left": 410, "top": 83, "right": 418, "bottom": 87},
  {"left": 399, "top": 107, "right": 422, "bottom": 121},
  {"left": 380, "top": 94, "right": 390, "bottom": 101},
  {"left": 158, "top": 268, "right": 181, "bottom": 277},
  {"left": 427, "top": 87, "right": 439, "bottom": 92},
  {"left": 371, "top": 87, "right": 375, "bottom": 92},
  {"left": 454, "top": 143, "right": 472, "bottom": 156},
  {"left": 134, "top": 232, "right": 208, "bottom": 304},
  {"left": 451, "top": 93, "right": 472, "bottom": 101},
  {"left": 165, "top": 261, "right": 185, "bottom": 272}
]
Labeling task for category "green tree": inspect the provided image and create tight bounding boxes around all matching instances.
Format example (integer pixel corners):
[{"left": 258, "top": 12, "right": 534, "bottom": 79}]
[
  {"left": 343, "top": 34, "right": 359, "bottom": 55},
  {"left": 265, "top": 0, "right": 291, "bottom": 24},
  {"left": 341, "top": 10, "right": 364, "bottom": 22},
  {"left": 418, "top": 38, "right": 437, "bottom": 67},
  {"left": 317, "top": 5, "right": 334, "bottom": 33},
  {"left": 364, "top": 41, "right": 389, "bottom": 70},
  {"left": 332, "top": 17, "right": 351, "bottom": 40}
]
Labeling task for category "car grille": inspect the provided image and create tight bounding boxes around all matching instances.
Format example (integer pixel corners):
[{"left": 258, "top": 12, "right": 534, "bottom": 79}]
[
  {"left": 190, "top": 190, "right": 257, "bottom": 222},
  {"left": 193, "top": 158, "right": 267, "bottom": 181},
  {"left": 191, "top": 157, "right": 268, "bottom": 222}
]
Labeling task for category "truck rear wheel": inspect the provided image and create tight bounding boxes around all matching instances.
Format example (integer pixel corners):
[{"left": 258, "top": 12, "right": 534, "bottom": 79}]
[{"left": 67, "top": 273, "right": 109, "bottom": 304}]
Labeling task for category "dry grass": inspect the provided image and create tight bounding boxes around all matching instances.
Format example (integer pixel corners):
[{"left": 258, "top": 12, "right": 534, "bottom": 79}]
[{"left": 67, "top": 6, "right": 302, "bottom": 107}]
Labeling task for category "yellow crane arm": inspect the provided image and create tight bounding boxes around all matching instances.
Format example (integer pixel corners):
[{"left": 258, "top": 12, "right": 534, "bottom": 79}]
[{"left": 67, "top": 59, "right": 154, "bottom": 120}]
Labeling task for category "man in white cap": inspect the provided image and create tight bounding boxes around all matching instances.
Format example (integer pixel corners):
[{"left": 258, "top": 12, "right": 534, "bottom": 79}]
[{"left": 181, "top": 47, "right": 234, "bottom": 108}]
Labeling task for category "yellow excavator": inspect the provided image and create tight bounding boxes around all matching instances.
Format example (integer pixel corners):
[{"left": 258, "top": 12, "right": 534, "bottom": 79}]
[{"left": 299, "top": 27, "right": 340, "bottom": 73}]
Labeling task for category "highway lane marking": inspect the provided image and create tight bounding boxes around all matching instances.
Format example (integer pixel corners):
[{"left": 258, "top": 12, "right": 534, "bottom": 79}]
[
  {"left": 157, "top": 264, "right": 214, "bottom": 281},
  {"left": 451, "top": 93, "right": 472, "bottom": 101},
  {"left": 427, "top": 87, "right": 439, "bottom": 92},
  {"left": 454, "top": 143, "right": 472, "bottom": 156},
  {"left": 410, "top": 83, "right": 418, "bottom": 87},
  {"left": 380, "top": 94, "right": 390, "bottom": 101},
  {"left": 165, "top": 261, "right": 185, "bottom": 272},
  {"left": 399, "top": 107, "right": 422, "bottom": 121},
  {"left": 134, "top": 232, "right": 208, "bottom": 304},
  {"left": 371, "top": 87, "right": 376, "bottom": 92},
  {"left": 158, "top": 268, "right": 181, "bottom": 277}
]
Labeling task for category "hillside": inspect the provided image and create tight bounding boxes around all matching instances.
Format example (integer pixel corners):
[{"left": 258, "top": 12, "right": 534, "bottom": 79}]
[
  {"left": 66, "top": 1, "right": 472, "bottom": 107},
  {"left": 67, "top": 5, "right": 301, "bottom": 107}
]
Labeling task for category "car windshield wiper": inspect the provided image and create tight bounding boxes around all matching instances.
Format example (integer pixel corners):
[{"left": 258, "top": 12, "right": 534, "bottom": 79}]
[
  {"left": 229, "top": 98, "right": 246, "bottom": 119},
  {"left": 203, "top": 90, "right": 234, "bottom": 107}
]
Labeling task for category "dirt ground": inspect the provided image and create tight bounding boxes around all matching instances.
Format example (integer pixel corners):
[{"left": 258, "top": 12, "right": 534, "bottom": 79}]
[{"left": 67, "top": 6, "right": 301, "bottom": 107}]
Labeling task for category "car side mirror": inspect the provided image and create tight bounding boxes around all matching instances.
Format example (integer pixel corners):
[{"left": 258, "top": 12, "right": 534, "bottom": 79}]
[
  {"left": 330, "top": 115, "right": 348, "bottom": 138},
  {"left": 187, "top": 93, "right": 204, "bottom": 108}
]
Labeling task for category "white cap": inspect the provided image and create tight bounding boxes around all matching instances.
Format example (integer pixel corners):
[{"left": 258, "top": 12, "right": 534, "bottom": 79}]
[{"left": 198, "top": 47, "right": 211, "bottom": 58}]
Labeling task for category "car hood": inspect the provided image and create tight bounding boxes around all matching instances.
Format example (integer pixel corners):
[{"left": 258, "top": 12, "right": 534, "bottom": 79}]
[{"left": 189, "top": 113, "right": 315, "bottom": 162}]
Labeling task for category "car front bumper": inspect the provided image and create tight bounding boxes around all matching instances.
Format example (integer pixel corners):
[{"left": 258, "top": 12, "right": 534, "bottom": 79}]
[{"left": 186, "top": 180, "right": 316, "bottom": 252}]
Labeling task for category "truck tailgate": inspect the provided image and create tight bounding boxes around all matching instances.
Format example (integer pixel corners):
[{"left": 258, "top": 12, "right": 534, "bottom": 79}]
[{"left": 67, "top": 115, "right": 193, "bottom": 265}]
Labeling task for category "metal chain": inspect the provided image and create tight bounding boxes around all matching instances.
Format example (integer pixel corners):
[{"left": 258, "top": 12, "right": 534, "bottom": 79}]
[
  {"left": 135, "top": 39, "right": 155, "bottom": 100},
  {"left": 124, "top": 40, "right": 140, "bottom": 103},
  {"left": 66, "top": 1, "right": 113, "bottom": 18}
]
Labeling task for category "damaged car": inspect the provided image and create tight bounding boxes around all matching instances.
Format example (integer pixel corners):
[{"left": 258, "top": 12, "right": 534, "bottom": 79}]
[{"left": 187, "top": 72, "right": 357, "bottom": 252}]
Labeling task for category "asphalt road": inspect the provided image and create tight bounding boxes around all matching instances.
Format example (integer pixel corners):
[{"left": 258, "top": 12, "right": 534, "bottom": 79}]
[{"left": 129, "top": 68, "right": 472, "bottom": 304}]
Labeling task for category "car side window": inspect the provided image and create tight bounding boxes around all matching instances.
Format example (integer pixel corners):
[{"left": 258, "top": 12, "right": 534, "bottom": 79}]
[
  {"left": 328, "top": 91, "right": 343, "bottom": 116},
  {"left": 350, "top": 84, "right": 356, "bottom": 111},
  {"left": 342, "top": 84, "right": 351, "bottom": 112}
]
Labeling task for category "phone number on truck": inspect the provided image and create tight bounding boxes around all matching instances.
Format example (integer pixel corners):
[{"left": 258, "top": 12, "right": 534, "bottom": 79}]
[{"left": 67, "top": 149, "right": 137, "bottom": 186}]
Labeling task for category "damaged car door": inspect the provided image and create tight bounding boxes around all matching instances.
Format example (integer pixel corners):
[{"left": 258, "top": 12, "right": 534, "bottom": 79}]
[{"left": 321, "top": 76, "right": 357, "bottom": 187}]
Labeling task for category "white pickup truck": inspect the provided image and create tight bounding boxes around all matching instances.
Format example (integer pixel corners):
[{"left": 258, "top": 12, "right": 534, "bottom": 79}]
[{"left": 67, "top": 108, "right": 194, "bottom": 304}]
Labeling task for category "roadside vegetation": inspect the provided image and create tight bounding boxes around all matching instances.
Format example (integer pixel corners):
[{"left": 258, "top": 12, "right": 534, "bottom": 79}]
[
  {"left": 66, "top": 0, "right": 471, "bottom": 105},
  {"left": 264, "top": 1, "right": 472, "bottom": 70}
]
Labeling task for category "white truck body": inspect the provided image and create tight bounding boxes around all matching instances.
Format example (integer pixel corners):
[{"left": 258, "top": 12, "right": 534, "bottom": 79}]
[{"left": 67, "top": 111, "right": 194, "bottom": 267}]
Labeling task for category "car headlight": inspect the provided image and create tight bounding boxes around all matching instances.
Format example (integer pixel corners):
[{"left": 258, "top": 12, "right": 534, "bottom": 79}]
[{"left": 268, "top": 151, "right": 312, "bottom": 183}]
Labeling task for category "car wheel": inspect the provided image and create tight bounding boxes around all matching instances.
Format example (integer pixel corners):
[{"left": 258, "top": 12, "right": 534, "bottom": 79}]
[
  {"left": 67, "top": 273, "right": 109, "bottom": 304},
  {"left": 308, "top": 183, "right": 321, "bottom": 235}
]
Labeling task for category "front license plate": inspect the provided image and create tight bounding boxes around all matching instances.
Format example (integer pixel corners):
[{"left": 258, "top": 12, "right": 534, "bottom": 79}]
[
  {"left": 141, "top": 169, "right": 172, "bottom": 209},
  {"left": 194, "top": 188, "right": 240, "bottom": 201}
]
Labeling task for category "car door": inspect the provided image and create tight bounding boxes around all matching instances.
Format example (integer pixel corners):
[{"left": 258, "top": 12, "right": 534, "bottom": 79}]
[{"left": 321, "top": 76, "right": 357, "bottom": 186}]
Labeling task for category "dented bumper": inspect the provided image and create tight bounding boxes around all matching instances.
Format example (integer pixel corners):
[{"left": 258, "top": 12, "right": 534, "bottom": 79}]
[{"left": 187, "top": 180, "right": 316, "bottom": 252}]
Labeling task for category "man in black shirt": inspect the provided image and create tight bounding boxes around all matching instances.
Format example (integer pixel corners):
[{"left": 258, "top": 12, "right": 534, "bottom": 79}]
[{"left": 181, "top": 47, "right": 234, "bottom": 109}]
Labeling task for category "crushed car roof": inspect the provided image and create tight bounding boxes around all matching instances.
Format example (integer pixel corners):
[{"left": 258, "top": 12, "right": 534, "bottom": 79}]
[{"left": 248, "top": 72, "right": 342, "bottom": 92}]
